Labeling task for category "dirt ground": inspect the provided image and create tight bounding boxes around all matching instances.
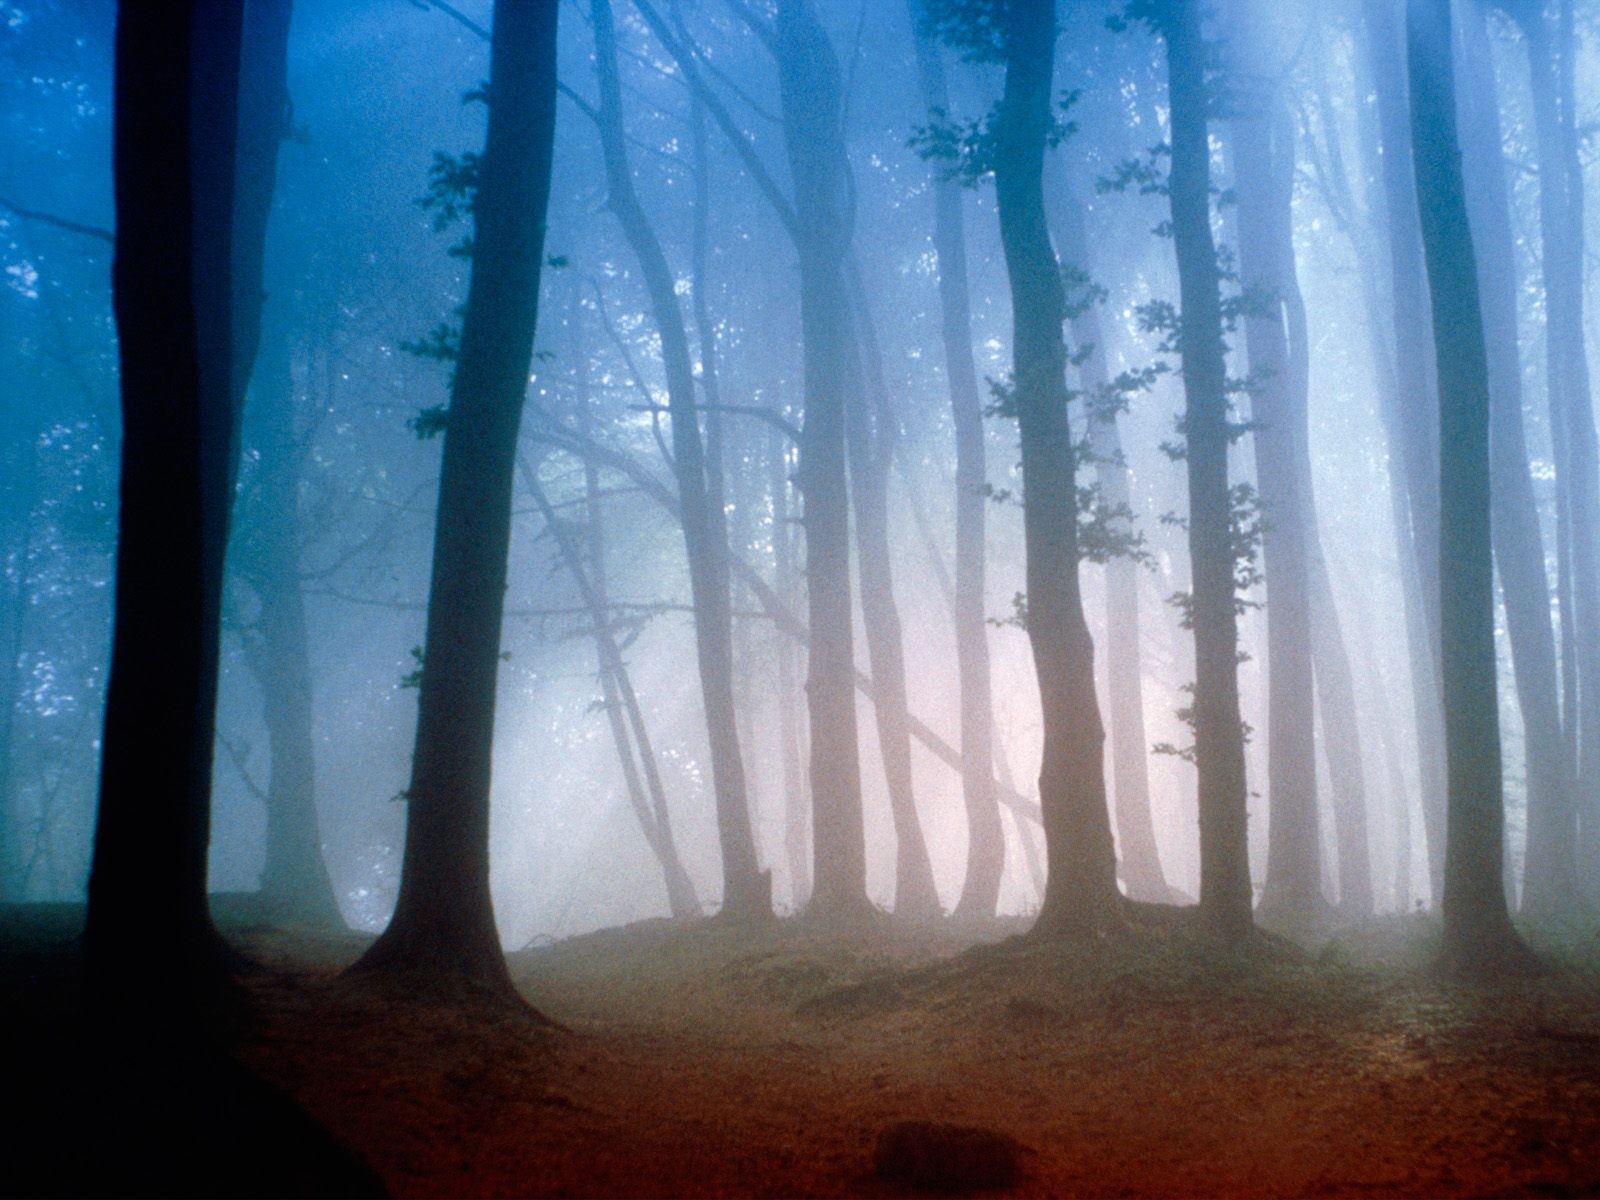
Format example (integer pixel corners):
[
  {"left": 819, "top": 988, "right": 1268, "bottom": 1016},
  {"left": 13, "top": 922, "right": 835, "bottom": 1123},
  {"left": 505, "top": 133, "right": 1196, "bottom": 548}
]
[
  {"left": 202, "top": 913, "right": 1600, "bottom": 1198},
  {"left": 5, "top": 906, "right": 1600, "bottom": 1196}
]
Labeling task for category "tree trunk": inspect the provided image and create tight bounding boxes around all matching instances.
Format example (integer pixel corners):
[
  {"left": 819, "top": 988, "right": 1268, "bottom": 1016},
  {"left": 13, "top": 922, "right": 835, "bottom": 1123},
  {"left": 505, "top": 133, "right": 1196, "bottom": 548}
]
[
  {"left": 1507, "top": 0, "right": 1595, "bottom": 917},
  {"left": 1406, "top": 0, "right": 1537, "bottom": 975},
  {"left": 1048, "top": 172, "right": 1171, "bottom": 904},
  {"left": 775, "top": 0, "right": 870, "bottom": 919},
  {"left": 769, "top": 420, "right": 812, "bottom": 911},
  {"left": 844, "top": 271, "right": 942, "bottom": 919},
  {"left": 1363, "top": 0, "right": 1449, "bottom": 903},
  {"left": 589, "top": 0, "right": 766, "bottom": 920},
  {"left": 237, "top": 327, "right": 343, "bottom": 928},
  {"left": 1460, "top": 0, "right": 1576, "bottom": 919},
  {"left": 86, "top": 0, "right": 245, "bottom": 996},
  {"left": 909, "top": 7, "right": 1006, "bottom": 921},
  {"left": 1162, "top": 0, "right": 1253, "bottom": 940},
  {"left": 523, "top": 462, "right": 701, "bottom": 920},
  {"left": 0, "top": 408, "right": 33, "bottom": 902},
  {"left": 995, "top": 0, "right": 1120, "bottom": 936},
  {"left": 353, "top": 0, "right": 559, "bottom": 991},
  {"left": 1231, "top": 33, "right": 1324, "bottom": 924}
]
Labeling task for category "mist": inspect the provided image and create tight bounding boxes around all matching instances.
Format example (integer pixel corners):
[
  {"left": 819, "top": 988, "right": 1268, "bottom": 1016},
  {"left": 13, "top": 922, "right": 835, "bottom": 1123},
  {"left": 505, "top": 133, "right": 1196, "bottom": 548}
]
[{"left": 5, "top": 0, "right": 1600, "bottom": 1195}]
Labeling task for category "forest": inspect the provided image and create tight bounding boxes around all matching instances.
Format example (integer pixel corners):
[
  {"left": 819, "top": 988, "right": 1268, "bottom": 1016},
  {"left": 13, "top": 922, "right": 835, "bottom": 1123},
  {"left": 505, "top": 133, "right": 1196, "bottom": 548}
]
[{"left": 4, "top": 0, "right": 1600, "bottom": 1194}]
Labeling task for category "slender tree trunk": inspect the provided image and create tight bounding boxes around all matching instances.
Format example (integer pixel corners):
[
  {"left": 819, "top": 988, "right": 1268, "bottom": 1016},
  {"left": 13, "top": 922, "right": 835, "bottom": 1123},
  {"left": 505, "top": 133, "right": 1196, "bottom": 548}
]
[
  {"left": 995, "top": 0, "right": 1120, "bottom": 936},
  {"left": 588, "top": 0, "right": 766, "bottom": 919},
  {"left": 523, "top": 461, "right": 701, "bottom": 919},
  {"left": 1406, "top": 0, "right": 1537, "bottom": 975},
  {"left": 354, "top": 0, "right": 559, "bottom": 991},
  {"left": 1162, "top": 0, "right": 1253, "bottom": 940},
  {"left": 1508, "top": 0, "right": 1595, "bottom": 916},
  {"left": 1340, "top": 18, "right": 1440, "bottom": 913},
  {"left": 0, "top": 413, "right": 33, "bottom": 902},
  {"left": 1459, "top": 0, "right": 1575, "bottom": 920},
  {"left": 223, "top": 0, "right": 346, "bottom": 929},
  {"left": 238, "top": 328, "right": 343, "bottom": 928},
  {"left": 1049, "top": 173, "right": 1171, "bottom": 903},
  {"left": 775, "top": 0, "right": 870, "bottom": 918},
  {"left": 1231, "top": 38, "right": 1323, "bottom": 923},
  {"left": 845, "top": 272, "right": 942, "bottom": 919},
  {"left": 909, "top": 8, "right": 1006, "bottom": 921},
  {"left": 768, "top": 420, "right": 812, "bottom": 911},
  {"left": 86, "top": 1, "right": 244, "bottom": 995},
  {"left": 1364, "top": 0, "right": 1449, "bottom": 903}
]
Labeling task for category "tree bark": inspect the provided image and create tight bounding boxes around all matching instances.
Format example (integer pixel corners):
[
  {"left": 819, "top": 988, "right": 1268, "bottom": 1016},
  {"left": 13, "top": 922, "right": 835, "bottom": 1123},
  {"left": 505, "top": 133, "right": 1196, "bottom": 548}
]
[
  {"left": 1406, "top": 0, "right": 1537, "bottom": 975},
  {"left": 353, "top": 0, "right": 559, "bottom": 991},
  {"left": 995, "top": 0, "right": 1120, "bottom": 936},
  {"left": 1161, "top": 0, "right": 1253, "bottom": 939}
]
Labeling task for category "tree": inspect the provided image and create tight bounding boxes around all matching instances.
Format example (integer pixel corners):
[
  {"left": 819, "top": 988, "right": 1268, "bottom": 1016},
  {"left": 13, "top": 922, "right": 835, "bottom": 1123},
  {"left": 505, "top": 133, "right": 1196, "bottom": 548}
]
[
  {"left": 353, "top": 0, "right": 560, "bottom": 992},
  {"left": 844, "top": 271, "right": 944, "bottom": 920},
  {"left": 768, "top": 0, "right": 871, "bottom": 917},
  {"left": 1405, "top": 0, "right": 1536, "bottom": 974},
  {"left": 85, "top": 0, "right": 245, "bottom": 993},
  {"left": 1048, "top": 171, "right": 1172, "bottom": 904},
  {"left": 1503, "top": 0, "right": 1596, "bottom": 916},
  {"left": 1148, "top": 0, "right": 1253, "bottom": 939},
  {"left": 1453, "top": 0, "right": 1572, "bottom": 920},
  {"left": 994, "top": 0, "right": 1121, "bottom": 935},
  {"left": 1230, "top": 2, "right": 1324, "bottom": 925},
  {"left": 587, "top": 0, "right": 766, "bottom": 920},
  {"left": 909, "top": 1, "right": 1006, "bottom": 921},
  {"left": 227, "top": 0, "right": 344, "bottom": 930},
  {"left": 1362, "top": 0, "right": 1448, "bottom": 903}
]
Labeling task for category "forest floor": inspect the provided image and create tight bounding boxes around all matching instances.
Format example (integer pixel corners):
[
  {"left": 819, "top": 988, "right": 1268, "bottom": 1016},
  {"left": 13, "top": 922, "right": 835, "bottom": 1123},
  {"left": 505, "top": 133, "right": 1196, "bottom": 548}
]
[{"left": 7, "top": 906, "right": 1600, "bottom": 1197}]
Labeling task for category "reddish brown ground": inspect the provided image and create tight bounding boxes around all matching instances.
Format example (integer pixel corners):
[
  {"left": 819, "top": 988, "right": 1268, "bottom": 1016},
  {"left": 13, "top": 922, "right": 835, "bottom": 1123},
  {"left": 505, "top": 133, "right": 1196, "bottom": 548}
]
[{"left": 221, "top": 916, "right": 1600, "bottom": 1198}]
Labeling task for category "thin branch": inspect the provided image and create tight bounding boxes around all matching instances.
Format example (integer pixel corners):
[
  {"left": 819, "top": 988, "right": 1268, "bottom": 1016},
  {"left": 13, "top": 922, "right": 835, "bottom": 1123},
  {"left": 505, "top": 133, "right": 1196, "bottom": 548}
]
[
  {"left": 0, "top": 195, "right": 113, "bottom": 244},
  {"left": 629, "top": 402, "right": 800, "bottom": 443},
  {"left": 633, "top": 0, "right": 799, "bottom": 238}
]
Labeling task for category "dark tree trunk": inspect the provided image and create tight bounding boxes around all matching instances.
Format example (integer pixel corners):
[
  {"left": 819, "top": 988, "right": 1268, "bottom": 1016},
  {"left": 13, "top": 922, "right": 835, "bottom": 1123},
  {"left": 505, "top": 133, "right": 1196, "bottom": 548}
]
[
  {"left": 1161, "top": 0, "right": 1253, "bottom": 940},
  {"left": 229, "top": 0, "right": 291, "bottom": 429},
  {"left": 909, "top": 10, "right": 1005, "bottom": 921},
  {"left": 1406, "top": 0, "right": 1536, "bottom": 975},
  {"left": 589, "top": 0, "right": 766, "bottom": 920},
  {"left": 1507, "top": 0, "right": 1596, "bottom": 916},
  {"left": 775, "top": 0, "right": 870, "bottom": 919},
  {"left": 353, "top": 0, "right": 559, "bottom": 991},
  {"left": 1363, "top": 0, "right": 1449, "bottom": 903},
  {"left": 995, "top": 0, "right": 1120, "bottom": 936},
  {"left": 85, "top": 1, "right": 245, "bottom": 994},
  {"left": 1048, "top": 173, "right": 1171, "bottom": 904}
]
